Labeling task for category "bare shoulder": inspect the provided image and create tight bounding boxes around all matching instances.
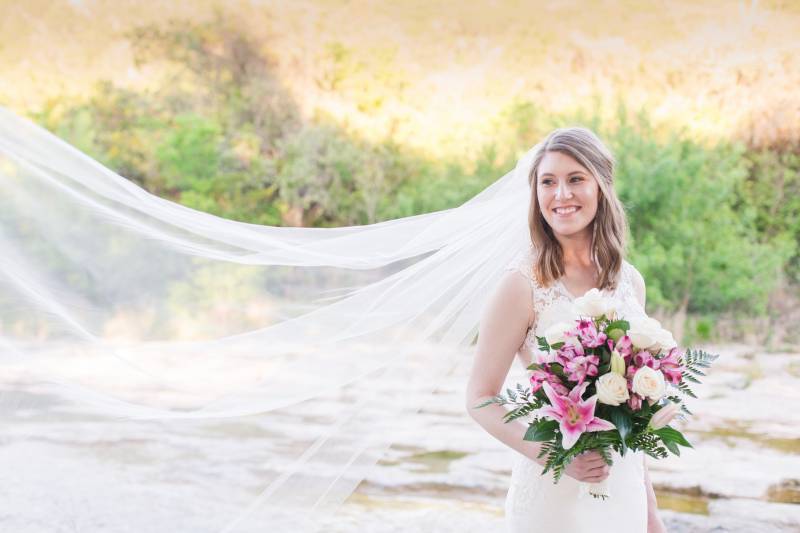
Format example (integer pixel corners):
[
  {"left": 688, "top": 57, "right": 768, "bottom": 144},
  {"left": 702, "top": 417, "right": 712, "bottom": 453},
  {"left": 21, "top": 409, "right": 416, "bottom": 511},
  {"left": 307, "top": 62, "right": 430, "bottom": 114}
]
[{"left": 487, "top": 269, "right": 535, "bottom": 330}]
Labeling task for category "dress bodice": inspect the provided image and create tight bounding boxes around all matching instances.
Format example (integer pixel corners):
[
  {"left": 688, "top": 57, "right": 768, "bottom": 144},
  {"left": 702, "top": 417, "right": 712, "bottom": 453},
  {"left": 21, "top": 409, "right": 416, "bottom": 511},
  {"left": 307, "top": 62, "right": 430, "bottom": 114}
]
[
  {"left": 504, "top": 244, "right": 640, "bottom": 368},
  {"left": 502, "top": 246, "right": 648, "bottom": 532}
]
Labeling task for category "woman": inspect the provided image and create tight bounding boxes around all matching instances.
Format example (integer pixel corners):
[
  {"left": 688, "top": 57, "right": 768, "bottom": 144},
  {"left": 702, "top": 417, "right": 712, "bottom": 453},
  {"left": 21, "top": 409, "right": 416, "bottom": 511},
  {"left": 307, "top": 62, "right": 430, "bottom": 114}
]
[{"left": 465, "top": 127, "right": 668, "bottom": 532}]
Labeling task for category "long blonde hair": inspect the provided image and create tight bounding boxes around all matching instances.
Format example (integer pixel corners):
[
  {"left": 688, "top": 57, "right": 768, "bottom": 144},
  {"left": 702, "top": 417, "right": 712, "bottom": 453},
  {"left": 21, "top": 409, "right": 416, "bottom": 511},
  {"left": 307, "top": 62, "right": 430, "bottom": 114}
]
[{"left": 527, "top": 127, "right": 628, "bottom": 290}]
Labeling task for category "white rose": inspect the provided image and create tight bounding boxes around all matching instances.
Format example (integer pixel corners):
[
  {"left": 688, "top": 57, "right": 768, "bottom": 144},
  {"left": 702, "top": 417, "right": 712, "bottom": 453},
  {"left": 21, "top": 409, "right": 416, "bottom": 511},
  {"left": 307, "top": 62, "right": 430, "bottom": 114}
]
[
  {"left": 632, "top": 366, "right": 666, "bottom": 402},
  {"left": 574, "top": 288, "right": 613, "bottom": 317},
  {"left": 596, "top": 372, "right": 630, "bottom": 406},
  {"left": 544, "top": 321, "right": 573, "bottom": 345},
  {"left": 627, "top": 316, "right": 663, "bottom": 349},
  {"left": 602, "top": 298, "right": 622, "bottom": 320},
  {"left": 652, "top": 327, "right": 677, "bottom": 351}
]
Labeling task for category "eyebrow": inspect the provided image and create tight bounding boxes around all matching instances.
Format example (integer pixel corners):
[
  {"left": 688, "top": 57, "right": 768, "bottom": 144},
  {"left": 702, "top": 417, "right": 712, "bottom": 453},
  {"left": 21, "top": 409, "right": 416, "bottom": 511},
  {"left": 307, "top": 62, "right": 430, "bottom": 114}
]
[{"left": 539, "top": 171, "right": 587, "bottom": 178}]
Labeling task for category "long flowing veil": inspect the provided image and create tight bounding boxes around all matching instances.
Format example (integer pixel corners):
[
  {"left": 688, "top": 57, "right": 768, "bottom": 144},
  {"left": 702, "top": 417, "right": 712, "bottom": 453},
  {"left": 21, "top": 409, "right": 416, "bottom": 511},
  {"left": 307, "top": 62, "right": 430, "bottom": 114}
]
[{"left": 0, "top": 106, "right": 535, "bottom": 531}]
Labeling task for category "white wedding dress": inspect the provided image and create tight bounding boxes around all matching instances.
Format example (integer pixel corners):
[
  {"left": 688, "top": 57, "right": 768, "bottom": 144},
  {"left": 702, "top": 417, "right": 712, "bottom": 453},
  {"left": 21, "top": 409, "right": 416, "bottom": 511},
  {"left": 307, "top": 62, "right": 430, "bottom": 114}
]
[{"left": 503, "top": 245, "right": 648, "bottom": 533}]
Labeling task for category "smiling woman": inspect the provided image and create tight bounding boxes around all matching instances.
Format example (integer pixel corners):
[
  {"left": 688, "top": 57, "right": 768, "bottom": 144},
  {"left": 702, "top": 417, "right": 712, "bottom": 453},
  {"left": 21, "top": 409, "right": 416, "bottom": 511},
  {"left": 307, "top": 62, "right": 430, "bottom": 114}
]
[
  {"left": 527, "top": 128, "right": 628, "bottom": 295},
  {"left": 465, "top": 127, "right": 666, "bottom": 532},
  {"left": 538, "top": 154, "right": 599, "bottom": 235}
]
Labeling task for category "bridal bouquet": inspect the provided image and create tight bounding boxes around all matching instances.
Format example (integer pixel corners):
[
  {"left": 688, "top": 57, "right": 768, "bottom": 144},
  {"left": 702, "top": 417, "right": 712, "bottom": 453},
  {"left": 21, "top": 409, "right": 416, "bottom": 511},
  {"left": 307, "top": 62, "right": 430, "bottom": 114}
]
[{"left": 475, "top": 289, "right": 718, "bottom": 499}]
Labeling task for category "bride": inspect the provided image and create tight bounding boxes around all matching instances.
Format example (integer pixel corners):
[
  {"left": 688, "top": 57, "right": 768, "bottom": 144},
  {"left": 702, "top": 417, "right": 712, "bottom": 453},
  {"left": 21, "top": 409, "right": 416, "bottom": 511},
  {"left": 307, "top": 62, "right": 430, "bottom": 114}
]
[
  {"left": 1, "top": 107, "right": 667, "bottom": 531},
  {"left": 465, "top": 127, "right": 668, "bottom": 532}
]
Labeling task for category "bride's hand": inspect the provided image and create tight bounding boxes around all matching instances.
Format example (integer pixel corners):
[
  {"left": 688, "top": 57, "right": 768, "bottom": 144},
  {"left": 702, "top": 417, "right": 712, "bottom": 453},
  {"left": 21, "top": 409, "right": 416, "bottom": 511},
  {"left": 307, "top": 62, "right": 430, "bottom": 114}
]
[{"left": 564, "top": 451, "right": 610, "bottom": 483}]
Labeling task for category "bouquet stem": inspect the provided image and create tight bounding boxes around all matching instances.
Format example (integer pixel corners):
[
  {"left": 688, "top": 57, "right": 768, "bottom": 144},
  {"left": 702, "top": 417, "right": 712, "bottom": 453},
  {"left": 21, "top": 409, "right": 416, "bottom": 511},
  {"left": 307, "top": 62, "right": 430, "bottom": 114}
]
[{"left": 579, "top": 478, "right": 610, "bottom": 500}]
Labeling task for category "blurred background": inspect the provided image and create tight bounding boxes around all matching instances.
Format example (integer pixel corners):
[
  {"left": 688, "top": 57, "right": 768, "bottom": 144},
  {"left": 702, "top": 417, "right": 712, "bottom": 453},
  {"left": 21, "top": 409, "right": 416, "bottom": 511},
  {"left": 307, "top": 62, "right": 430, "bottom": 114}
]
[{"left": 1, "top": 0, "right": 798, "bottom": 531}]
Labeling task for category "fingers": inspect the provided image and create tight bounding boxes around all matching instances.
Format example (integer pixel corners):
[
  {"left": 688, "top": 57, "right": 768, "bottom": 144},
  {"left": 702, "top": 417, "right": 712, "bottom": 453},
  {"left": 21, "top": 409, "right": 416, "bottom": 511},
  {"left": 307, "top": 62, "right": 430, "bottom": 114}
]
[
  {"left": 579, "top": 450, "right": 605, "bottom": 463},
  {"left": 567, "top": 451, "right": 611, "bottom": 483},
  {"left": 583, "top": 464, "right": 610, "bottom": 482},
  {"left": 577, "top": 453, "right": 606, "bottom": 469}
]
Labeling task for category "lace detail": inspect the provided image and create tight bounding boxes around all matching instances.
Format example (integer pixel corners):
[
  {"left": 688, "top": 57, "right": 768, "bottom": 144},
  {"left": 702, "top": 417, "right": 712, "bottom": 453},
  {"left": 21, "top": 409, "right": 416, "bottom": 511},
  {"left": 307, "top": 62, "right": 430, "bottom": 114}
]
[
  {"left": 507, "top": 453, "right": 546, "bottom": 514},
  {"left": 503, "top": 245, "right": 641, "bottom": 356}
]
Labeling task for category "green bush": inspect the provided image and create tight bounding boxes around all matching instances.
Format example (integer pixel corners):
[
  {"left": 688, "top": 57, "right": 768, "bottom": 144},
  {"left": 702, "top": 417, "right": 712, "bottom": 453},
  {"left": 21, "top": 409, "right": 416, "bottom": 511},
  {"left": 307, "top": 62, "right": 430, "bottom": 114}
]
[{"left": 26, "top": 20, "right": 798, "bottom": 320}]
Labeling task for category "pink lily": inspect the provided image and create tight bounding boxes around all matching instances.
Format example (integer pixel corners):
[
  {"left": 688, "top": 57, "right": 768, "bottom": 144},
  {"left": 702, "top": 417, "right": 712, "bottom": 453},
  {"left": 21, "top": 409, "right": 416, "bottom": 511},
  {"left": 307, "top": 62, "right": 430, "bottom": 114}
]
[
  {"left": 555, "top": 341, "right": 584, "bottom": 366},
  {"left": 539, "top": 382, "right": 617, "bottom": 449},
  {"left": 627, "top": 393, "right": 643, "bottom": 411},
  {"left": 577, "top": 319, "right": 607, "bottom": 348},
  {"left": 633, "top": 350, "right": 657, "bottom": 369},
  {"left": 534, "top": 348, "right": 556, "bottom": 365},
  {"left": 564, "top": 354, "right": 600, "bottom": 385},
  {"left": 659, "top": 347, "right": 684, "bottom": 385},
  {"left": 530, "top": 368, "right": 569, "bottom": 396},
  {"left": 625, "top": 365, "right": 639, "bottom": 399},
  {"left": 615, "top": 335, "right": 633, "bottom": 359}
]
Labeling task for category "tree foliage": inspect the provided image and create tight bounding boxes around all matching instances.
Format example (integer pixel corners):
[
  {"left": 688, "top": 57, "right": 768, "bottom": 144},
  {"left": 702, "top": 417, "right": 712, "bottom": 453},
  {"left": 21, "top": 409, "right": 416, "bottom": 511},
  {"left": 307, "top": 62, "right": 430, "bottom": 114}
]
[{"left": 28, "top": 18, "right": 798, "bottom": 323}]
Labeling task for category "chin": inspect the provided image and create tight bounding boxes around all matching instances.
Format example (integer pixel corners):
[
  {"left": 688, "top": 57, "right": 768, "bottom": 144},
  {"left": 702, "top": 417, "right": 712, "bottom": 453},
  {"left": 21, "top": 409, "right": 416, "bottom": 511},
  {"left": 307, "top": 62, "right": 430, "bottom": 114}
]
[{"left": 548, "top": 220, "right": 592, "bottom": 238}]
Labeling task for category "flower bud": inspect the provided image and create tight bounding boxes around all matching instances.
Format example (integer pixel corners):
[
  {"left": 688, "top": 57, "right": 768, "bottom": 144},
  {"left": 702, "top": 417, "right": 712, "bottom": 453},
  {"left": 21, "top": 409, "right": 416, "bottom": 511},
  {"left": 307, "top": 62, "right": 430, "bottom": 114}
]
[
  {"left": 607, "top": 328, "right": 625, "bottom": 342},
  {"left": 648, "top": 402, "right": 681, "bottom": 430},
  {"left": 610, "top": 350, "right": 626, "bottom": 376}
]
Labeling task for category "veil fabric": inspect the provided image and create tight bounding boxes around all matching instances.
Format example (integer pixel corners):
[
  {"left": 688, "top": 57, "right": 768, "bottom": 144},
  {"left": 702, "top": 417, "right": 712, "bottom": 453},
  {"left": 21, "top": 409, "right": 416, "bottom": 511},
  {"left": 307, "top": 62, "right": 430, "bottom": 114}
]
[{"left": 0, "top": 106, "right": 534, "bottom": 531}]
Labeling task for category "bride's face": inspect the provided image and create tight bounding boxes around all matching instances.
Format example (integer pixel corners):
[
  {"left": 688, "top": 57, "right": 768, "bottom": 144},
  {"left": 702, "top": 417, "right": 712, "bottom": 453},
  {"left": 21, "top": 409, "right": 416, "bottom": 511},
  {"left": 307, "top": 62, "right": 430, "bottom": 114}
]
[{"left": 536, "top": 151, "right": 600, "bottom": 238}]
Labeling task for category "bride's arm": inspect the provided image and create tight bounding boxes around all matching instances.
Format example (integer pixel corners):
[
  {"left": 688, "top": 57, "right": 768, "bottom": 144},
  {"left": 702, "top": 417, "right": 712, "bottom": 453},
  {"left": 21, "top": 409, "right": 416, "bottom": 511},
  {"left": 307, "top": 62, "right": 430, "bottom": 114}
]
[
  {"left": 464, "top": 271, "right": 544, "bottom": 464},
  {"left": 631, "top": 266, "right": 668, "bottom": 533},
  {"left": 644, "top": 456, "right": 667, "bottom": 533}
]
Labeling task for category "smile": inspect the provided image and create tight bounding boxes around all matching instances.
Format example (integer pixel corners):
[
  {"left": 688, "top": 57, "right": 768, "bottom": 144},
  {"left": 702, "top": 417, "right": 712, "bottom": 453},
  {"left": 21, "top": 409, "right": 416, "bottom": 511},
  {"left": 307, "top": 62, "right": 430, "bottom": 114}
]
[{"left": 553, "top": 206, "right": 581, "bottom": 216}]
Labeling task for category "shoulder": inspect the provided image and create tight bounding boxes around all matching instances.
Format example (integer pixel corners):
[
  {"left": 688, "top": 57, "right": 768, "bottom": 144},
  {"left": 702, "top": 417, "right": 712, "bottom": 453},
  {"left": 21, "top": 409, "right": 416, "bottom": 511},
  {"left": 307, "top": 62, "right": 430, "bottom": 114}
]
[
  {"left": 495, "top": 269, "right": 535, "bottom": 315},
  {"left": 622, "top": 260, "right": 646, "bottom": 308},
  {"left": 492, "top": 254, "right": 536, "bottom": 329},
  {"left": 505, "top": 244, "right": 535, "bottom": 280}
]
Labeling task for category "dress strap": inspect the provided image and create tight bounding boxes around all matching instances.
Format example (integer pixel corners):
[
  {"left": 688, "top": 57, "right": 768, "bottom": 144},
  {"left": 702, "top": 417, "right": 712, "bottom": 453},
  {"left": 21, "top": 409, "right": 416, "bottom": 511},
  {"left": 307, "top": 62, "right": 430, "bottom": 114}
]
[
  {"left": 614, "top": 260, "right": 637, "bottom": 301},
  {"left": 503, "top": 245, "right": 562, "bottom": 331},
  {"left": 504, "top": 245, "right": 535, "bottom": 286}
]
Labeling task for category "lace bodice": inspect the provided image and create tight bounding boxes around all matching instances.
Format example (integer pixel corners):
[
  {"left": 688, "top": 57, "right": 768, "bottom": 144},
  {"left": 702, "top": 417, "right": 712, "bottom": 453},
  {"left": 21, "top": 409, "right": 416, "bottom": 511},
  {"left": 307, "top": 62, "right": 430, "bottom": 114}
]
[{"left": 504, "top": 244, "right": 639, "bottom": 367}]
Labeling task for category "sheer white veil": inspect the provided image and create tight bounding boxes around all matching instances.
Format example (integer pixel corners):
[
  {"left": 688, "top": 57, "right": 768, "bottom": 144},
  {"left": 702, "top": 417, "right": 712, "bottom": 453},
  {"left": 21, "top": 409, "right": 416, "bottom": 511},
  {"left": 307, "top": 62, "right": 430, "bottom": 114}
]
[{"left": 0, "top": 106, "right": 536, "bottom": 531}]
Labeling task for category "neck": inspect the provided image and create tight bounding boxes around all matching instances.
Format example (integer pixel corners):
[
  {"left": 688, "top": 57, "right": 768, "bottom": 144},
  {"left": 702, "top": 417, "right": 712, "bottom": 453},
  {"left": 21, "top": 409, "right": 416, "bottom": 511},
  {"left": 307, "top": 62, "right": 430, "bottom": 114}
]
[{"left": 556, "top": 229, "right": 594, "bottom": 269}]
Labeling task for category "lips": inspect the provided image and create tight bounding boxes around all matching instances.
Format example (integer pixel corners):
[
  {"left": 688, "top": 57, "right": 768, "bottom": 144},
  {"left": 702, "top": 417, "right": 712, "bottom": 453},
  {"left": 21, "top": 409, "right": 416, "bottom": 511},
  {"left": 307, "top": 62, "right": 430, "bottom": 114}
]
[{"left": 553, "top": 206, "right": 581, "bottom": 216}]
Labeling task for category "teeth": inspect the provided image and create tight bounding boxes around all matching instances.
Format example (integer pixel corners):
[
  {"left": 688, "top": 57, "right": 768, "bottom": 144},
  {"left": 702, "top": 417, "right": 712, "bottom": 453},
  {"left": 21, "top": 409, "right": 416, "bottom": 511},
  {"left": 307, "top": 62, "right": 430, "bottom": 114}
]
[{"left": 554, "top": 207, "right": 579, "bottom": 214}]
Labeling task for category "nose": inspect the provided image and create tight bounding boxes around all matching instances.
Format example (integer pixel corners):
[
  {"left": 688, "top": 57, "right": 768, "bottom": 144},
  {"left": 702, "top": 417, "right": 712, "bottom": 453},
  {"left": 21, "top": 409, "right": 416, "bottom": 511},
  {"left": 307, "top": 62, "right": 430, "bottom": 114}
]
[{"left": 555, "top": 181, "right": 573, "bottom": 200}]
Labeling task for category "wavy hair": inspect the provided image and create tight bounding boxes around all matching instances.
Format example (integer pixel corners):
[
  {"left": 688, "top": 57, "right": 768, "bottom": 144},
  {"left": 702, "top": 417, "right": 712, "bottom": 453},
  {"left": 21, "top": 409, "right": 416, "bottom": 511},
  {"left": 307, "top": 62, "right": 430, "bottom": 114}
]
[{"left": 527, "top": 127, "right": 628, "bottom": 290}]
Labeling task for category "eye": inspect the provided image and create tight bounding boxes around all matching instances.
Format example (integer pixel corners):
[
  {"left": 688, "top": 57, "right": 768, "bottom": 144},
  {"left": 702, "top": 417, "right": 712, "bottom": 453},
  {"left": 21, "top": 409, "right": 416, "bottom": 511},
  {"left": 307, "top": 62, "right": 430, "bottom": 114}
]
[
  {"left": 540, "top": 178, "right": 553, "bottom": 185},
  {"left": 570, "top": 176, "right": 583, "bottom": 183}
]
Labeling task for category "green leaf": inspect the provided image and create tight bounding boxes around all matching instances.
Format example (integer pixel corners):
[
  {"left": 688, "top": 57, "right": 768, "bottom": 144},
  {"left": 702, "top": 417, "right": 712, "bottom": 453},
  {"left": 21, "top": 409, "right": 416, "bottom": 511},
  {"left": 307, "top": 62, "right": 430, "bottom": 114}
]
[
  {"left": 506, "top": 387, "right": 517, "bottom": 402},
  {"left": 687, "top": 367, "right": 707, "bottom": 376},
  {"left": 662, "top": 438, "right": 680, "bottom": 456},
  {"left": 549, "top": 363, "right": 566, "bottom": 377},
  {"left": 605, "top": 319, "right": 630, "bottom": 332},
  {"left": 654, "top": 426, "right": 693, "bottom": 448},
  {"left": 536, "top": 336, "right": 550, "bottom": 353},
  {"left": 524, "top": 420, "right": 559, "bottom": 442},
  {"left": 605, "top": 328, "right": 623, "bottom": 342},
  {"left": 609, "top": 409, "right": 632, "bottom": 454},
  {"left": 472, "top": 397, "right": 499, "bottom": 409}
]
